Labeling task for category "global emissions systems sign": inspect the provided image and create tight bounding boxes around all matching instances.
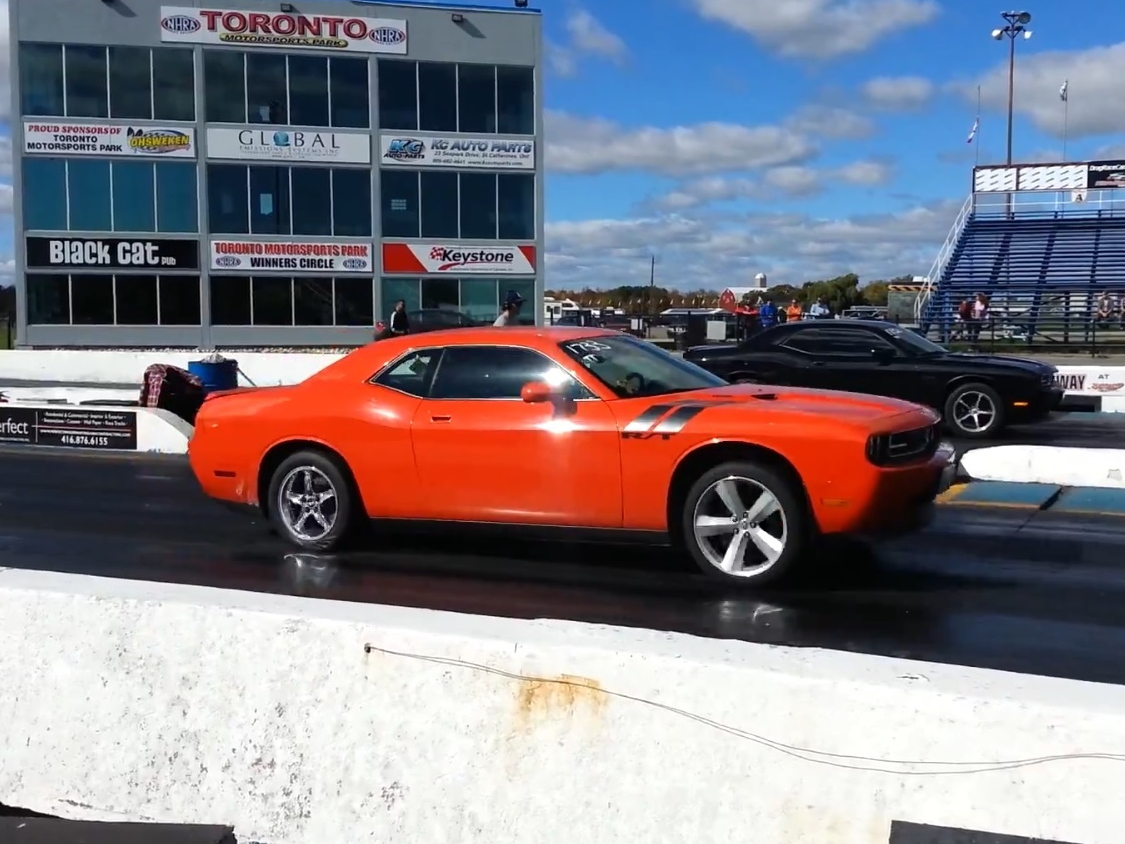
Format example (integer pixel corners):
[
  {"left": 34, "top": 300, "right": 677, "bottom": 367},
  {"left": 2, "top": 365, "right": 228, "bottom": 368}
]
[
  {"left": 159, "top": 6, "right": 407, "bottom": 53},
  {"left": 207, "top": 128, "right": 371, "bottom": 164},
  {"left": 26, "top": 237, "right": 201, "bottom": 270},
  {"left": 23, "top": 122, "right": 195, "bottom": 158}
]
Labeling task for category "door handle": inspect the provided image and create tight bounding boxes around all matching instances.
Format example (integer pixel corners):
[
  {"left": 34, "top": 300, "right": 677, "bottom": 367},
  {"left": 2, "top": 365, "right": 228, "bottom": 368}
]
[{"left": 430, "top": 415, "right": 452, "bottom": 422}]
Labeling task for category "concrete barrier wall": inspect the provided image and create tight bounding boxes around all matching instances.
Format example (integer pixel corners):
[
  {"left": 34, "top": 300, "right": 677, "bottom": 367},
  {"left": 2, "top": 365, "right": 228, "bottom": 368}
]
[{"left": 1, "top": 568, "right": 1122, "bottom": 844}]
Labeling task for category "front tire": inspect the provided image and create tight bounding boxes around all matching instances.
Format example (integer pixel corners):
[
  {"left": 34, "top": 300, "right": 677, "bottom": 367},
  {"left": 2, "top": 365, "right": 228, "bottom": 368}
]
[
  {"left": 680, "top": 460, "right": 810, "bottom": 587},
  {"left": 944, "top": 382, "right": 1004, "bottom": 439},
  {"left": 267, "top": 450, "right": 356, "bottom": 551}
]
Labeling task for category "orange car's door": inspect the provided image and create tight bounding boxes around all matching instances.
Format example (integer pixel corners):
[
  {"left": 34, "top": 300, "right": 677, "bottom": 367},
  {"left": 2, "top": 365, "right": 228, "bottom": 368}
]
[{"left": 410, "top": 344, "right": 624, "bottom": 526}]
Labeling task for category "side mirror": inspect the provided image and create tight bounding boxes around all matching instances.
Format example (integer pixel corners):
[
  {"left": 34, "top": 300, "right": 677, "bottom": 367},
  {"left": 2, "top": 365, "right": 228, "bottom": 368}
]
[{"left": 521, "top": 380, "right": 552, "bottom": 403}]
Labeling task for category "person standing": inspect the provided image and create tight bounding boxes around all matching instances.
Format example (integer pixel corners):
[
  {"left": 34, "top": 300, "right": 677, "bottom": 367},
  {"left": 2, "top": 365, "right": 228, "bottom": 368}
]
[{"left": 494, "top": 290, "right": 524, "bottom": 326}]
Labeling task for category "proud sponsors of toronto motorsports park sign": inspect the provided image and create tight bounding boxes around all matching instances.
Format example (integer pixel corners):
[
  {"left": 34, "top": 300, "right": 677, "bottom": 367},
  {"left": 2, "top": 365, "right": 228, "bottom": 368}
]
[
  {"left": 23, "top": 122, "right": 195, "bottom": 157},
  {"left": 379, "top": 135, "right": 535, "bottom": 170},
  {"left": 211, "top": 240, "right": 372, "bottom": 273},
  {"left": 26, "top": 237, "right": 200, "bottom": 270},
  {"left": 159, "top": 6, "right": 407, "bottom": 53},
  {"left": 207, "top": 128, "right": 371, "bottom": 164},
  {"left": 381, "top": 243, "right": 536, "bottom": 275}
]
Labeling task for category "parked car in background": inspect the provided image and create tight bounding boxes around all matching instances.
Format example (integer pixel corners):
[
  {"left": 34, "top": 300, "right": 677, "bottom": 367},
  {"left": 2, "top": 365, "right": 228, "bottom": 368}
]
[
  {"left": 682, "top": 319, "right": 1062, "bottom": 439},
  {"left": 406, "top": 308, "right": 481, "bottom": 332}
]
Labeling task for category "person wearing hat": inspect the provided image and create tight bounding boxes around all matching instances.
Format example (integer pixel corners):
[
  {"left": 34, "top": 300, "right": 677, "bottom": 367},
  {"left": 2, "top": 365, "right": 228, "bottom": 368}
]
[{"left": 494, "top": 289, "right": 525, "bottom": 326}]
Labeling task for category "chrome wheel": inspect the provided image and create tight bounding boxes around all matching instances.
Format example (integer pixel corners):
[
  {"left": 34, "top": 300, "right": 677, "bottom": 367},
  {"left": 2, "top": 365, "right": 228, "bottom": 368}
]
[
  {"left": 692, "top": 476, "right": 788, "bottom": 577},
  {"left": 952, "top": 390, "right": 996, "bottom": 434},
  {"left": 277, "top": 466, "right": 339, "bottom": 542}
]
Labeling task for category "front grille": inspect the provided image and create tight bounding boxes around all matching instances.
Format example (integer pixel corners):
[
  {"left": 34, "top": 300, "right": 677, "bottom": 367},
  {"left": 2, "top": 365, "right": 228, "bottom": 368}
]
[{"left": 866, "top": 423, "right": 939, "bottom": 465}]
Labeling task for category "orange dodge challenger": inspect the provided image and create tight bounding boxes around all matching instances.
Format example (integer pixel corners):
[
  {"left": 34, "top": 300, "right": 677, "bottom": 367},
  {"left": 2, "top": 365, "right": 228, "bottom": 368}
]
[{"left": 188, "top": 327, "right": 956, "bottom": 587}]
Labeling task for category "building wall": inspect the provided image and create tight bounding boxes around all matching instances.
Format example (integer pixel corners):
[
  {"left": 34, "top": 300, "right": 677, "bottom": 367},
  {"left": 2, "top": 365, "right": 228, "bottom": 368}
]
[{"left": 10, "top": 0, "right": 543, "bottom": 348}]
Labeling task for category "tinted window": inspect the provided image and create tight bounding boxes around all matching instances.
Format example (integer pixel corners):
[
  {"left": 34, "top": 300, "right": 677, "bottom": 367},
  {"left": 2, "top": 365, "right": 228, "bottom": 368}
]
[
  {"left": 159, "top": 276, "right": 201, "bottom": 324},
  {"left": 20, "top": 44, "right": 65, "bottom": 116},
  {"left": 246, "top": 53, "right": 287, "bottom": 124},
  {"left": 377, "top": 60, "right": 417, "bottom": 130},
  {"left": 420, "top": 171, "right": 458, "bottom": 238},
  {"left": 249, "top": 165, "right": 290, "bottom": 234},
  {"left": 380, "top": 277, "right": 420, "bottom": 317},
  {"left": 207, "top": 163, "right": 250, "bottom": 234},
  {"left": 380, "top": 169, "right": 419, "bottom": 238},
  {"left": 498, "top": 173, "right": 534, "bottom": 240},
  {"left": 115, "top": 274, "right": 158, "bottom": 324},
  {"left": 460, "top": 173, "right": 497, "bottom": 239},
  {"left": 294, "top": 277, "right": 334, "bottom": 326},
  {"left": 335, "top": 276, "right": 374, "bottom": 325},
  {"left": 782, "top": 327, "right": 895, "bottom": 355},
  {"left": 112, "top": 161, "right": 155, "bottom": 232},
  {"left": 204, "top": 50, "right": 246, "bottom": 123},
  {"left": 421, "top": 277, "right": 459, "bottom": 311},
  {"left": 27, "top": 275, "right": 69, "bottom": 324},
  {"left": 460, "top": 278, "right": 499, "bottom": 323},
  {"left": 507, "top": 280, "right": 536, "bottom": 325},
  {"left": 67, "top": 160, "right": 112, "bottom": 231},
  {"left": 431, "top": 346, "right": 581, "bottom": 400},
  {"left": 496, "top": 65, "right": 534, "bottom": 135},
  {"left": 458, "top": 63, "right": 495, "bottom": 133},
  {"left": 290, "top": 167, "right": 332, "bottom": 236},
  {"left": 155, "top": 162, "right": 198, "bottom": 233},
  {"left": 375, "top": 349, "right": 442, "bottom": 397},
  {"left": 418, "top": 62, "right": 456, "bottom": 132},
  {"left": 152, "top": 48, "right": 195, "bottom": 121},
  {"left": 210, "top": 276, "right": 252, "bottom": 324},
  {"left": 65, "top": 45, "right": 108, "bottom": 118},
  {"left": 253, "top": 277, "right": 293, "bottom": 325},
  {"left": 562, "top": 335, "right": 726, "bottom": 398},
  {"left": 330, "top": 57, "right": 370, "bottom": 128},
  {"left": 71, "top": 275, "right": 114, "bottom": 324},
  {"left": 288, "top": 55, "right": 329, "bottom": 126},
  {"left": 22, "top": 159, "right": 67, "bottom": 231},
  {"left": 332, "top": 168, "right": 371, "bottom": 237},
  {"left": 108, "top": 46, "right": 151, "bottom": 119}
]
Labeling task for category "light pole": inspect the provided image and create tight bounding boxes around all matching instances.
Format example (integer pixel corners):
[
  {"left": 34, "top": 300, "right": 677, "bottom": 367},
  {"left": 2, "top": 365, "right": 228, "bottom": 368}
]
[{"left": 992, "top": 11, "right": 1033, "bottom": 165}]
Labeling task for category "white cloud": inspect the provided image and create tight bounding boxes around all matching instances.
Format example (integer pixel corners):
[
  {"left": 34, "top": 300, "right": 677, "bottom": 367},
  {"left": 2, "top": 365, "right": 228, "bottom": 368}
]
[
  {"left": 861, "top": 75, "right": 934, "bottom": 110},
  {"left": 688, "top": 0, "right": 940, "bottom": 59},
  {"left": 546, "top": 8, "right": 627, "bottom": 77},
  {"left": 965, "top": 43, "right": 1125, "bottom": 139},
  {"left": 546, "top": 111, "right": 815, "bottom": 175},
  {"left": 785, "top": 104, "right": 875, "bottom": 139},
  {"left": 545, "top": 199, "right": 957, "bottom": 290}
]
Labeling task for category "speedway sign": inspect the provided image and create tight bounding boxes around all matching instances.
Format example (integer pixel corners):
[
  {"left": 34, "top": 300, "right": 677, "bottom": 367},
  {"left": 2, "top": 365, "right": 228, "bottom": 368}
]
[
  {"left": 23, "top": 122, "right": 195, "bottom": 158},
  {"left": 380, "top": 135, "right": 535, "bottom": 170},
  {"left": 382, "top": 243, "right": 536, "bottom": 275},
  {"left": 160, "top": 7, "right": 407, "bottom": 53},
  {"left": 211, "top": 240, "right": 372, "bottom": 273}
]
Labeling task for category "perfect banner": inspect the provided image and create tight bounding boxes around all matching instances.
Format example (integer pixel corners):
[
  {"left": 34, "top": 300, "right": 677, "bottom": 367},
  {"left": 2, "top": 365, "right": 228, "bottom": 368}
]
[
  {"left": 0, "top": 406, "right": 138, "bottom": 450},
  {"left": 23, "top": 122, "right": 195, "bottom": 158},
  {"left": 207, "top": 128, "right": 371, "bottom": 164},
  {"left": 160, "top": 7, "right": 407, "bottom": 54},
  {"left": 211, "top": 240, "right": 372, "bottom": 273},
  {"left": 380, "top": 135, "right": 535, "bottom": 170}
]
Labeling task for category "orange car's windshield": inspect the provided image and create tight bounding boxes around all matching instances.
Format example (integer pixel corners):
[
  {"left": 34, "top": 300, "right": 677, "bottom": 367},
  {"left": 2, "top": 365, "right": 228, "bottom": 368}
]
[{"left": 560, "top": 335, "right": 727, "bottom": 398}]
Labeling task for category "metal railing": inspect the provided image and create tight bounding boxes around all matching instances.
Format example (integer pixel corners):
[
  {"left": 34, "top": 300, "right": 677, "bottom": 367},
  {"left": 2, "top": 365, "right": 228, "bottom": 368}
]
[
  {"left": 915, "top": 193, "right": 974, "bottom": 323},
  {"left": 972, "top": 189, "right": 1125, "bottom": 218}
]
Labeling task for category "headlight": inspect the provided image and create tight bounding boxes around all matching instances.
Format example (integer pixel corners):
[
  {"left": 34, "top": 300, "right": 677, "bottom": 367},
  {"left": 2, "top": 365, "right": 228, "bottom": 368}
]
[{"left": 866, "top": 423, "right": 940, "bottom": 465}]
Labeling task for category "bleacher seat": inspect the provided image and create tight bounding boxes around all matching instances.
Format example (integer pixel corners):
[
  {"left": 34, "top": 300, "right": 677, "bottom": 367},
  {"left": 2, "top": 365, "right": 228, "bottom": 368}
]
[{"left": 920, "top": 206, "right": 1125, "bottom": 341}]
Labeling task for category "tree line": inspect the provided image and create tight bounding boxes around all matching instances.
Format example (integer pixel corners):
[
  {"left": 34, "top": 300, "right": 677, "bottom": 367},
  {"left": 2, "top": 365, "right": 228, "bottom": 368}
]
[{"left": 547, "top": 274, "right": 918, "bottom": 313}]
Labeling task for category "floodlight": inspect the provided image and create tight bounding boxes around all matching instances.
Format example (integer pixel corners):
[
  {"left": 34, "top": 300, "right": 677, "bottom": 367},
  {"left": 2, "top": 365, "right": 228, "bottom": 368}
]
[
  {"left": 991, "top": 28, "right": 1004, "bottom": 38},
  {"left": 1022, "top": 29, "right": 1032, "bottom": 38},
  {"left": 1016, "top": 11, "right": 1031, "bottom": 23}
]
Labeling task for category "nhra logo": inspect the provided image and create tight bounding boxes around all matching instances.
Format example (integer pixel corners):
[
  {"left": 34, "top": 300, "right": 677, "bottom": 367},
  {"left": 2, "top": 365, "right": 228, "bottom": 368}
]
[
  {"left": 341, "top": 258, "right": 367, "bottom": 270},
  {"left": 214, "top": 256, "right": 240, "bottom": 267},
  {"left": 429, "top": 246, "right": 514, "bottom": 271},
  {"left": 371, "top": 26, "right": 406, "bottom": 44},
  {"left": 384, "top": 138, "right": 425, "bottom": 161},
  {"left": 161, "top": 14, "right": 200, "bottom": 33}
]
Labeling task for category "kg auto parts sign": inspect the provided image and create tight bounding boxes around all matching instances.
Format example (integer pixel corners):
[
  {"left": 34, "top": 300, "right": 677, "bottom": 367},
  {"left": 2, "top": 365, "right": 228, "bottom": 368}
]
[
  {"left": 382, "top": 243, "right": 536, "bottom": 274},
  {"left": 160, "top": 6, "right": 407, "bottom": 54},
  {"left": 23, "top": 122, "right": 195, "bottom": 158},
  {"left": 380, "top": 135, "right": 535, "bottom": 170}
]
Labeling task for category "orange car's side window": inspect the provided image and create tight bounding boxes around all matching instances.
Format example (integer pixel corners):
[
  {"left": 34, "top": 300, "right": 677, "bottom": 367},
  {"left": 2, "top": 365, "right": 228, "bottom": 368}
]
[{"left": 372, "top": 349, "right": 442, "bottom": 397}]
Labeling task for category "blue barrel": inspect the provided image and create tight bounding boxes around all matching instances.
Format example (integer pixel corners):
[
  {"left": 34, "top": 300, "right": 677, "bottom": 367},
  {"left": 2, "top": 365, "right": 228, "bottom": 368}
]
[{"left": 188, "top": 358, "right": 239, "bottom": 392}]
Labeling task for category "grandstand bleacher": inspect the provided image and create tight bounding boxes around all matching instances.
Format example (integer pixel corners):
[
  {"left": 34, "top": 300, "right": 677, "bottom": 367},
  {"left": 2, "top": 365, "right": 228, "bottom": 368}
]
[{"left": 916, "top": 161, "right": 1125, "bottom": 349}]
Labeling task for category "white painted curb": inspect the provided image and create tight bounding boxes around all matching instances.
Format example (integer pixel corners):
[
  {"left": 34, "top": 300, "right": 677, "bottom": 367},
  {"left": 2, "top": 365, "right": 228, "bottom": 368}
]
[
  {"left": 0, "top": 403, "right": 191, "bottom": 454},
  {"left": 0, "top": 386, "right": 140, "bottom": 404},
  {"left": 961, "top": 444, "right": 1125, "bottom": 487},
  {"left": 1, "top": 569, "right": 1123, "bottom": 843}
]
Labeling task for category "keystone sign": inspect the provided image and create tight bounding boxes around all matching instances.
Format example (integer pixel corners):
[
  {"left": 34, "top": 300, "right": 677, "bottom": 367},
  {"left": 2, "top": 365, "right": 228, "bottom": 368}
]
[
  {"left": 381, "top": 242, "right": 536, "bottom": 274},
  {"left": 25, "top": 237, "right": 200, "bottom": 270},
  {"left": 159, "top": 6, "right": 407, "bottom": 54}
]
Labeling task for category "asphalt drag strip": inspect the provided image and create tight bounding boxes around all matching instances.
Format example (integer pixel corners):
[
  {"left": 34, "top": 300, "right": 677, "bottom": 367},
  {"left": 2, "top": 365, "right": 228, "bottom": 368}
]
[
  {"left": 952, "top": 409, "right": 1125, "bottom": 455},
  {"left": 4, "top": 446, "right": 1125, "bottom": 685}
]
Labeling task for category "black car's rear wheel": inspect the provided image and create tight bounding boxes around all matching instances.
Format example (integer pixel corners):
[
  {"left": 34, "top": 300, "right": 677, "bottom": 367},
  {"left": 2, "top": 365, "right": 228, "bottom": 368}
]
[{"left": 944, "top": 382, "right": 1004, "bottom": 438}]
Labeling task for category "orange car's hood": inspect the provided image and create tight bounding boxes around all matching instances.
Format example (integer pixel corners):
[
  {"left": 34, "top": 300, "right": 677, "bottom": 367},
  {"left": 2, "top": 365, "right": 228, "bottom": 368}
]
[{"left": 678, "top": 383, "right": 936, "bottom": 431}]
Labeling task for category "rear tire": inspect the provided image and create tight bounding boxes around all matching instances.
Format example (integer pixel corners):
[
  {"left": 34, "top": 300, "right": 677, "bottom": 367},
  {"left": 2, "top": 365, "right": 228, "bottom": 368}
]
[
  {"left": 944, "top": 382, "right": 1004, "bottom": 439},
  {"left": 680, "top": 460, "right": 810, "bottom": 587},
  {"left": 267, "top": 450, "right": 356, "bottom": 552}
]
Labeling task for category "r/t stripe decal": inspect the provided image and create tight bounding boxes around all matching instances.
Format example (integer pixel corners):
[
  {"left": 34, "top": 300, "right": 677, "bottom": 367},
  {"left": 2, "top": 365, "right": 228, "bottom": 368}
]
[{"left": 621, "top": 400, "right": 733, "bottom": 440}]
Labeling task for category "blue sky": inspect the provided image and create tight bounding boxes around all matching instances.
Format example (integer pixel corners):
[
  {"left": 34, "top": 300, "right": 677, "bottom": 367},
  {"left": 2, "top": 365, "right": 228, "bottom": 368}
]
[{"left": 2, "top": 0, "right": 1124, "bottom": 291}]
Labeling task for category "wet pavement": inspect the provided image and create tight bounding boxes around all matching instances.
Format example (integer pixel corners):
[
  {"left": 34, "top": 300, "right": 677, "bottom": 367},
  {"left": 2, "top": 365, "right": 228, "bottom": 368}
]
[{"left": 2, "top": 443, "right": 1125, "bottom": 685}]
